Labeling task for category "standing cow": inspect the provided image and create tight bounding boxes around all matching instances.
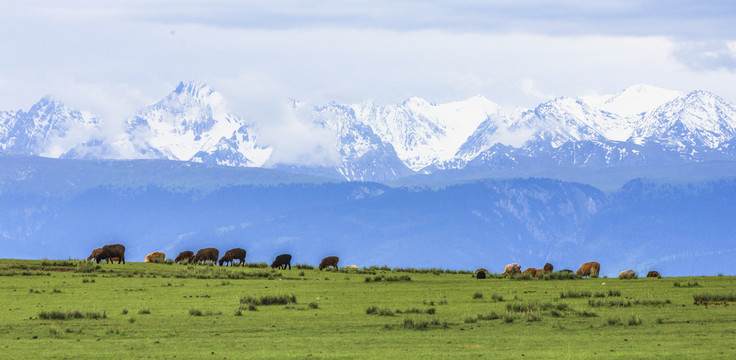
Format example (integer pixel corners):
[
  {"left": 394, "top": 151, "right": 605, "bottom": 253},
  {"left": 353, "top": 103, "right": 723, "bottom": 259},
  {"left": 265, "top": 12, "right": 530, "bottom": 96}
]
[
  {"left": 319, "top": 256, "right": 339, "bottom": 270},
  {"left": 475, "top": 268, "right": 488, "bottom": 279},
  {"left": 271, "top": 254, "right": 292, "bottom": 270},
  {"left": 192, "top": 248, "right": 219, "bottom": 265},
  {"left": 94, "top": 244, "right": 125, "bottom": 264},
  {"left": 218, "top": 248, "right": 246, "bottom": 266},
  {"left": 647, "top": 271, "right": 662, "bottom": 278},
  {"left": 145, "top": 252, "right": 166, "bottom": 263},
  {"left": 522, "top": 267, "right": 537, "bottom": 277},
  {"left": 503, "top": 263, "right": 521, "bottom": 275},
  {"left": 618, "top": 270, "right": 637, "bottom": 279},
  {"left": 576, "top": 261, "right": 601, "bottom": 278},
  {"left": 175, "top": 251, "right": 195, "bottom": 264}
]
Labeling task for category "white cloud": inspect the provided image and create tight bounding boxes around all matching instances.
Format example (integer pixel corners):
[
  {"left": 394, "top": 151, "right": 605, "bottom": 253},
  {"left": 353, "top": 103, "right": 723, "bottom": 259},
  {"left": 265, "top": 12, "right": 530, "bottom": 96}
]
[
  {"left": 671, "top": 41, "right": 736, "bottom": 72},
  {"left": 1, "top": 2, "right": 736, "bottom": 134},
  {"left": 520, "top": 78, "right": 554, "bottom": 101},
  {"left": 257, "top": 103, "right": 340, "bottom": 167}
]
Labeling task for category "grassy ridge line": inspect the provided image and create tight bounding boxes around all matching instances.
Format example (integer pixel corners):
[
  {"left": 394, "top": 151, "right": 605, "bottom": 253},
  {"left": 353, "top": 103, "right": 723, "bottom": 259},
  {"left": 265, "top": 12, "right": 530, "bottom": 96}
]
[{"left": 0, "top": 259, "right": 735, "bottom": 359}]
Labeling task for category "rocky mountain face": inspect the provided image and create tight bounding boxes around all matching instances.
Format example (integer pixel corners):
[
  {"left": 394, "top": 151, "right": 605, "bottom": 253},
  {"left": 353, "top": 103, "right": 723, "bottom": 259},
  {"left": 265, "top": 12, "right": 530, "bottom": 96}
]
[{"left": 2, "top": 82, "right": 736, "bottom": 182}]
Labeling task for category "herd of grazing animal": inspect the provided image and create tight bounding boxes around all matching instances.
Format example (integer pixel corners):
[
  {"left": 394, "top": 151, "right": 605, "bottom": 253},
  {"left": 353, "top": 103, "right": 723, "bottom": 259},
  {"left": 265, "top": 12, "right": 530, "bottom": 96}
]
[
  {"left": 87, "top": 244, "right": 340, "bottom": 271},
  {"left": 479, "top": 261, "right": 661, "bottom": 279},
  {"left": 86, "top": 245, "right": 660, "bottom": 279}
]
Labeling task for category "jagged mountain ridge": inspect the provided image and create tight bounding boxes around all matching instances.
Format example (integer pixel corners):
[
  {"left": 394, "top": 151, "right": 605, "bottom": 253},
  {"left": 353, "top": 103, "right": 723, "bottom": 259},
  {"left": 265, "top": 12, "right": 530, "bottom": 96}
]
[
  {"left": 0, "top": 97, "right": 99, "bottom": 157},
  {"left": 2, "top": 82, "right": 736, "bottom": 181}
]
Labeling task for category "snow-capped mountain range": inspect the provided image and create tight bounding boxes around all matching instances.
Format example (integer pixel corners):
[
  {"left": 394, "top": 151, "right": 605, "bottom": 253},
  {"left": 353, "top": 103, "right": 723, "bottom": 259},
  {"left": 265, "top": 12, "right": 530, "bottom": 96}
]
[{"left": 2, "top": 82, "right": 736, "bottom": 181}]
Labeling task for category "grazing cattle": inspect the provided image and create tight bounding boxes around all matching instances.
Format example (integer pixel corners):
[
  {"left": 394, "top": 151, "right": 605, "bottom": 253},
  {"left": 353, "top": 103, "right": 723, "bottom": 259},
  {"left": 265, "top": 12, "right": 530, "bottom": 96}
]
[
  {"left": 270, "top": 254, "right": 292, "bottom": 270},
  {"left": 576, "top": 261, "right": 601, "bottom": 278},
  {"left": 175, "top": 251, "right": 195, "bottom": 264},
  {"left": 618, "top": 270, "right": 637, "bottom": 279},
  {"left": 535, "top": 268, "right": 548, "bottom": 276},
  {"left": 193, "top": 248, "right": 219, "bottom": 265},
  {"left": 319, "top": 256, "right": 339, "bottom": 270},
  {"left": 218, "top": 248, "right": 246, "bottom": 266},
  {"left": 94, "top": 244, "right": 125, "bottom": 264},
  {"left": 543, "top": 263, "right": 554, "bottom": 272},
  {"left": 345, "top": 265, "right": 359, "bottom": 270},
  {"left": 503, "top": 263, "right": 521, "bottom": 275},
  {"left": 145, "top": 252, "right": 165, "bottom": 263},
  {"left": 475, "top": 268, "right": 488, "bottom": 279},
  {"left": 647, "top": 271, "right": 661, "bottom": 278},
  {"left": 522, "top": 267, "right": 537, "bottom": 277}
]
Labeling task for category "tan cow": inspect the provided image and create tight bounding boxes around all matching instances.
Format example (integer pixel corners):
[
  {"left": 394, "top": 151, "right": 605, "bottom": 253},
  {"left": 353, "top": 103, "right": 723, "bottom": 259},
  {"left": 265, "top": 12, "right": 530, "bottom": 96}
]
[
  {"left": 503, "top": 263, "right": 521, "bottom": 275},
  {"left": 576, "top": 261, "right": 600, "bottom": 277},
  {"left": 145, "top": 251, "right": 166, "bottom": 263},
  {"left": 522, "top": 267, "right": 537, "bottom": 277}
]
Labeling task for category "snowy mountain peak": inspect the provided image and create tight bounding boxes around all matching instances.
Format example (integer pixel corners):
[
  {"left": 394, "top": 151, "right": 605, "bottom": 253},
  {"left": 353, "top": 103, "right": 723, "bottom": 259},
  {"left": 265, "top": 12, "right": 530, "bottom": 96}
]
[
  {"left": 582, "top": 84, "right": 682, "bottom": 117},
  {"left": 172, "top": 81, "right": 214, "bottom": 99},
  {"left": 3, "top": 82, "right": 736, "bottom": 182},
  {"left": 401, "top": 96, "right": 432, "bottom": 109},
  {"left": 125, "top": 82, "right": 269, "bottom": 166},
  {"left": 633, "top": 89, "right": 736, "bottom": 148}
]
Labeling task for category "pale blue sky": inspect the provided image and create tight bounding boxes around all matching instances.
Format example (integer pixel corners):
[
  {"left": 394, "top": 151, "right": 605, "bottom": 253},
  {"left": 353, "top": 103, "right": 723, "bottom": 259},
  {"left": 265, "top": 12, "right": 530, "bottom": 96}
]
[{"left": 1, "top": 0, "right": 735, "bottom": 125}]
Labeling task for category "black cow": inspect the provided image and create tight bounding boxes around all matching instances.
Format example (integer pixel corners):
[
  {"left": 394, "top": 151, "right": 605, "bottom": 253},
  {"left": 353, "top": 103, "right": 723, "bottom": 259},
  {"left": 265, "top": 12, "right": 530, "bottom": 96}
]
[{"left": 270, "top": 254, "right": 292, "bottom": 270}]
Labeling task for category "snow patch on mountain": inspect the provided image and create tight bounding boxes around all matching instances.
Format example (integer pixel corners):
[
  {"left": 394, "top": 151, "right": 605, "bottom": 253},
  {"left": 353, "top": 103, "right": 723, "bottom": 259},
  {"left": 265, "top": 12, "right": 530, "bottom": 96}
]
[
  {"left": 0, "top": 96, "right": 99, "bottom": 157},
  {"left": 351, "top": 95, "right": 505, "bottom": 171},
  {"left": 3, "top": 82, "right": 736, "bottom": 182},
  {"left": 582, "top": 84, "right": 683, "bottom": 117},
  {"left": 633, "top": 90, "right": 736, "bottom": 149},
  {"left": 126, "top": 81, "right": 270, "bottom": 166}
]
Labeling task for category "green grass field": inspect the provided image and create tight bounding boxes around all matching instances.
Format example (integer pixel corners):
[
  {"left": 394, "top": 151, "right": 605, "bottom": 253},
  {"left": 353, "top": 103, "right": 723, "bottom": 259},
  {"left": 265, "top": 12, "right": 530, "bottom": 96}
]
[{"left": 1, "top": 259, "right": 735, "bottom": 359}]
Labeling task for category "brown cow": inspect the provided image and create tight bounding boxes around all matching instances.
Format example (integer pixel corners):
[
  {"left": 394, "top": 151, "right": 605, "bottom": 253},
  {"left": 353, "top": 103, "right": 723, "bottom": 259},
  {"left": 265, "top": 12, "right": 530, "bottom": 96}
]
[
  {"left": 87, "top": 248, "right": 103, "bottom": 262},
  {"left": 319, "top": 256, "right": 339, "bottom": 270},
  {"left": 475, "top": 268, "right": 489, "bottom": 279},
  {"left": 646, "top": 271, "right": 661, "bottom": 278},
  {"left": 522, "top": 267, "right": 537, "bottom": 277},
  {"left": 145, "top": 251, "right": 165, "bottom": 263},
  {"left": 270, "top": 254, "right": 292, "bottom": 270},
  {"left": 218, "top": 248, "right": 246, "bottom": 266},
  {"left": 503, "top": 263, "right": 521, "bottom": 275},
  {"left": 175, "top": 251, "right": 195, "bottom": 264},
  {"left": 543, "top": 263, "right": 554, "bottom": 272},
  {"left": 193, "top": 248, "right": 219, "bottom": 265},
  {"left": 618, "top": 270, "right": 637, "bottom": 279},
  {"left": 576, "top": 261, "right": 600, "bottom": 277},
  {"left": 94, "top": 244, "right": 125, "bottom": 264},
  {"left": 535, "top": 268, "right": 548, "bottom": 276},
  {"left": 87, "top": 249, "right": 116, "bottom": 263}
]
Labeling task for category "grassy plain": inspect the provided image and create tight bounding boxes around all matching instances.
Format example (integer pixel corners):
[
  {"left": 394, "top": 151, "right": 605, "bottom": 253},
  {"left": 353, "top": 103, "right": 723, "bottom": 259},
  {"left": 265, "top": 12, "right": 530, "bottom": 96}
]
[{"left": 1, "top": 259, "right": 735, "bottom": 359}]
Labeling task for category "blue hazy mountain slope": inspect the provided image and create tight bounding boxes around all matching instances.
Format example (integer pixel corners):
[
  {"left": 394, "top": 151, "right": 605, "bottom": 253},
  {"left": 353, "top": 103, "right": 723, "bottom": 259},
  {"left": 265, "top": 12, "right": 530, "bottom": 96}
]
[
  {"left": 1, "top": 157, "right": 734, "bottom": 276},
  {"left": 0, "top": 155, "right": 331, "bottom": 195}
]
